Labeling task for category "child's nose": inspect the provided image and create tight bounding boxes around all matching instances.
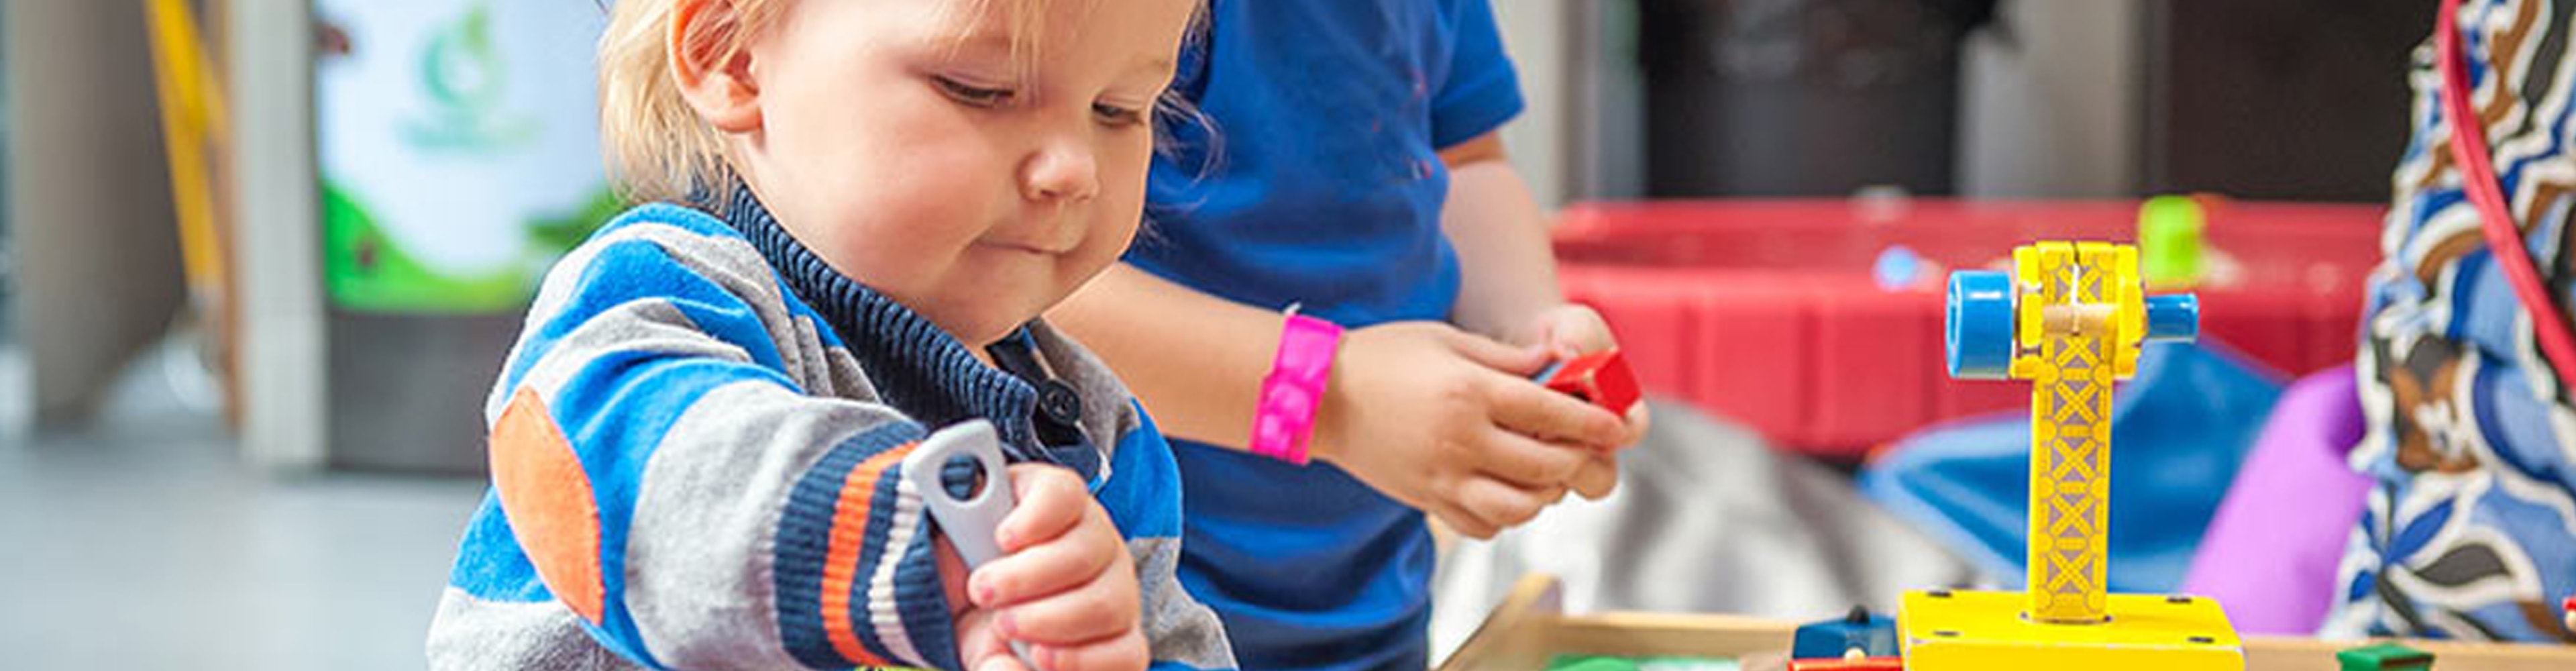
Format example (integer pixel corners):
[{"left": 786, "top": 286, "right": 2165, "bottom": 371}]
[{"left": 1019, "top": 140, "right": 1098, "bottom": 203}]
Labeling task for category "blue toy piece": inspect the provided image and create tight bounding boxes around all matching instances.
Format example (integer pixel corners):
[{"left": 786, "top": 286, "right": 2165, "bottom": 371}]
[
  {"left": 1790, "top": 606, "right": 1898, "bottom": 660},
  {"left": 1945, "top": 269, "right": 2016, "bottom": 380},
  {"left": 2146, "top": 294, "right": 2200, "bottom": 342}
]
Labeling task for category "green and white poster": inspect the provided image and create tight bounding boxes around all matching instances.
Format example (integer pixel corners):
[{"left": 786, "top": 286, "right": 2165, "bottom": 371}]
[{"left": 315, "top": 0, "right": 619, "bottom": 313}]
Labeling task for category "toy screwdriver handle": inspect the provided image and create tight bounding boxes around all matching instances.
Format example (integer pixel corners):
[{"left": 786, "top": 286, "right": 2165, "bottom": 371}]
[{"left": 901, "top": 420, "right": 1039, "bottom": 668}]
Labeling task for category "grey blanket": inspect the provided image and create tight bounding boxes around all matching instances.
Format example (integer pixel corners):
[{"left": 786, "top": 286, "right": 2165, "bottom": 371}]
[{"left": 1430, "top": 400, "right": 1981, "bottom": 661}]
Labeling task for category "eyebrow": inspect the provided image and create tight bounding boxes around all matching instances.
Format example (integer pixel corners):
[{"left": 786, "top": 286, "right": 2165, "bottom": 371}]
[
  {"left": 937, "top": 32, "right": 1018, "bottom": 57},
  {"left": 935, "top": 26, "right": 1174, "bottom": 81}
]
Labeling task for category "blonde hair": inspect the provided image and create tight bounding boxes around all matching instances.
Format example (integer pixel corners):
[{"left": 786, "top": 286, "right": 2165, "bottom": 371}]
[
  {"left": 597, "top": 0, "right": 1203, "bottom": 207},
  {"left": 598, "top": 0, "right": 790, "bottom": 205}
]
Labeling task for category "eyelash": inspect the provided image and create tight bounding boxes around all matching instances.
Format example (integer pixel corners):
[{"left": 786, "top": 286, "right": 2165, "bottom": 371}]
[
  {"left": 1092, "top": 103, "right": 1146, "bottom": 127},
  {"left": 935, "top": 76, "right": 1015, "bottom": 107},
  {"left": 936, "top": 76, "right": 1147, "bottom": 128}
]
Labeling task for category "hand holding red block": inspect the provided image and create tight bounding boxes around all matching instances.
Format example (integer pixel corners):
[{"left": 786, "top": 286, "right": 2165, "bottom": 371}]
[{"left": 1535, "top": 349, "right": 1640, "bottom": 415}]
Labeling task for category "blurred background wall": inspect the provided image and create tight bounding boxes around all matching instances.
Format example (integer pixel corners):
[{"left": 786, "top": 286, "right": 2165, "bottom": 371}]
[
  {"left": 5, "top": 0, "right": 187, "bottom": 428},
  {"left": 1497, "top": 0, "right": 2427, "bottom": 208}
]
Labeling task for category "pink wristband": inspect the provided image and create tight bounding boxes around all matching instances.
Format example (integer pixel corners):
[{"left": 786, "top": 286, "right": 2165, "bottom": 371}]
[{"left": 1249, "top": 313, "right": 1341, "bottom": 465}]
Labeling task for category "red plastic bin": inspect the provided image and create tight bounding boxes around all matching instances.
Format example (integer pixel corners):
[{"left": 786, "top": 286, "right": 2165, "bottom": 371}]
[{"left": 1554, "top": 199, "right": 2381, "bottom": 460}]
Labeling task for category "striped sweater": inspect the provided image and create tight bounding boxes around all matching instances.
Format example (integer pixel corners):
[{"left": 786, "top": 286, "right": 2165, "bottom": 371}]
[{"left": 427, "top": 193, "right": 1236, "bottom": 670}]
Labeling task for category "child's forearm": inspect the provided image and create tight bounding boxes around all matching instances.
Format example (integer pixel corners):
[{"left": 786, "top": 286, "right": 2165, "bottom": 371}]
[
  {"left": 1052, "top": 133, "right": 1569, "bottom": 452},
  {"left": 1049, "top": 264, "right": 1282, "bottom": 451},
  {"left": 477, "top": 355, "right": 963, "bottom": 671},
  {"left": 1439, "top": 132, "right": 1567, "bottom": 345},
  {"left": 445, "top": 231, "right": 971, "bottom": 671}
]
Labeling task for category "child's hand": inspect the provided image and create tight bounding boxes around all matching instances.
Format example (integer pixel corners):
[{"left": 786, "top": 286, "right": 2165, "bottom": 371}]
[
  {"left": 941, "top": 464, "right": 1145, "bottom": 671},
  {"left": 1515, "top": 303, "right": 1652, "bottom": 501},
  {"left": 1313, "top": 321, "right": 1631, "bottom": 539}
]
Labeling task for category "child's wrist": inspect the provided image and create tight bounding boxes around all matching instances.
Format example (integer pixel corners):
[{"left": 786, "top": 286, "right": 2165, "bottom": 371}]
[
  {"left": 1305, "top": 336, "right": 1355, "bottom": 464},
  {"left": 1248, "top": 308, "right": 1340, "bottom": 465}
]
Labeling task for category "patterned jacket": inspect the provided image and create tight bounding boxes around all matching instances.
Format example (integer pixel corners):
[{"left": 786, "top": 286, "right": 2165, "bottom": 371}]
[{"left": 2335, "top": 0, "right": 2576, "bottom": 643}]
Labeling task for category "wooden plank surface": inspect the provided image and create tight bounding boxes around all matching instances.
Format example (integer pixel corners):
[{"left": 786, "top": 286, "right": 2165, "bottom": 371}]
[{"left": 1444, "top": 576, "right": 2576, "bottom": 671}]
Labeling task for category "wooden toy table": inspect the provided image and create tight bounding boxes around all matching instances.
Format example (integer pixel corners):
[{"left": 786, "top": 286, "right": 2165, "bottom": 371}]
[{"left": 1441, "top": 576, "right": 2576, "bottom": 671}]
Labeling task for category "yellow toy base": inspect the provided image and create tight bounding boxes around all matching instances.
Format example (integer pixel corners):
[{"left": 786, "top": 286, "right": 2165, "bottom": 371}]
[{"left": 1900, "top": 588, "right": 2244, "bottom": 671}]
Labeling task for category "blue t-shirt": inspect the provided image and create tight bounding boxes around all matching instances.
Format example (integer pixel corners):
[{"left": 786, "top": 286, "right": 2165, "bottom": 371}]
[{"left": 1125, "top": 1, "right": 1525, "bottom": 670}]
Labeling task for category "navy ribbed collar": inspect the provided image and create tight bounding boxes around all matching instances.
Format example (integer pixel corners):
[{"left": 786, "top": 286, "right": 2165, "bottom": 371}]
[{"left": 714, "top": 187, "right": 1050, "bottom": 456}]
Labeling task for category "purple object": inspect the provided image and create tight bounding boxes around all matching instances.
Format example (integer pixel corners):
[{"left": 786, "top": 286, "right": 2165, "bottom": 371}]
[{"left": 2180, "top": 366, "right": 2371, "bottom": 635}]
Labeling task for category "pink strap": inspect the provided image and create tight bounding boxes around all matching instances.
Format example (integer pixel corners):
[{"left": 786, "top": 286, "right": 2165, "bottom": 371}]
[
  {"left": 2436, "top": 0, "right": 2576, "bottom": 391},
  {"left": 1249, "top": 313, "right": 1341, "bottom": 465}
]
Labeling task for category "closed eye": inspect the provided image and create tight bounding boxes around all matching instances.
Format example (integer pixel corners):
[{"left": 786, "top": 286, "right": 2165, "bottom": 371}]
[
  {"left": 1093, "top": 102, "right": 1145, "bottom": 127},
  {"left": 935, "top": 76, "right": 1016, "bottom": 108}
]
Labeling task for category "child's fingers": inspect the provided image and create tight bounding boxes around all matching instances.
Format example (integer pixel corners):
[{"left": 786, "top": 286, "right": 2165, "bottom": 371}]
[
  {"left": 1570, "top": 452, "right": 1618, "bottom": 501},
  {"left": 1430, "top": 499, "right": 1501, "bottom": 540},
  {"left": 1472, "top": 427, "right": 1589, "bottom": 488},
  {"left": 1456, "top": 475, "right": 1562, "bottom": 532},
  {"left": 953, "top": 605, "right": 1025, "bottom": 671},
  {"left": 1032, "top": 628, "right": 1150, "bottom": 671},
  {"left": 969, "top": 505, "right": 1120, "bottom": 608},
  {"left": 998, "top": 553, "right": 1140, "bottom": 646},
  {"left": 1488, "top": 376, "right": 1627, "bottom": 447},
  {"left": 1540, "top": 307, "right": 1616, "bottom": 355},
  {"left": 1621, "top": 402, "right": 1653, "bottom": 448},
  {"left": 1564, "top": 404, "right": 1643, "bottom": 501},
  {"left": 1443, "top": 327, "right": 1553, "bottom": 377},
  {"left": 996, "top": 465, "right": 1088, "bottom": 552}
]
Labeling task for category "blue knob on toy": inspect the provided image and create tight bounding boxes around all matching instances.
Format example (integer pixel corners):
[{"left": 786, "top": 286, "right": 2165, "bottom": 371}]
[
  {"left": 1946, "top": 270, "right": 2015, "bottom": 380},
  {"left": 2145, "top": 293, "right": 2199, "bottom": 342},
  {"left": 1873, "top": 245, "right": 1923, "bottom": 291}
]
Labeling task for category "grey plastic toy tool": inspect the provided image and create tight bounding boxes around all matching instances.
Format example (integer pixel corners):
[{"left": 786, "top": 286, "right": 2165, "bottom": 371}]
[{"left": 902, "top": 420, "right": 1036, "bottom": 668}]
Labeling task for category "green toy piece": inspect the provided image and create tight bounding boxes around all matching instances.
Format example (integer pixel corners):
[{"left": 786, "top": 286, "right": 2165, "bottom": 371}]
[
  {"left": 2139, "top": 195, "right": 2207, "bottom": 290},
  {"left": 1544, "top": 654, "right": 1740, "bottom": 671},
  {"left": 2335, "top": 641, "right": 2432, "bottom": 671},
  {"left": 1546, "top": 656, "right": 1643, "bottom": 671}
]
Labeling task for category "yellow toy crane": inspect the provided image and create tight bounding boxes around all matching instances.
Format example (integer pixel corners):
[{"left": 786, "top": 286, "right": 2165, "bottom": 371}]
[{"left": 1904, "top": 241, "right": 2239, "bottom": 670}]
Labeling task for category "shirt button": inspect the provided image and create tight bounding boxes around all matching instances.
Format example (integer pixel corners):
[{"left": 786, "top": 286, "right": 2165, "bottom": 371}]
[{"left": 1038, "top": 380, "right": 1084, "bottom": 428}]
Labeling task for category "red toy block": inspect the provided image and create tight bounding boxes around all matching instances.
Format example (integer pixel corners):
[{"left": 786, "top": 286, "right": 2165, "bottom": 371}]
[
  {"left": 1787, "top": 656, "right": 1903, "bottom": 671},
  {"left": 1540, "top": 349, "right": 1641, "bottom": 415}
]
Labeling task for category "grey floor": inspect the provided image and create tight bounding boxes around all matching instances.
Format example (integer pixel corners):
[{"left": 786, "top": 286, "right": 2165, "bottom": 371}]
[{"left": 0, "top": 346, "right": 486, "bottom": 670}]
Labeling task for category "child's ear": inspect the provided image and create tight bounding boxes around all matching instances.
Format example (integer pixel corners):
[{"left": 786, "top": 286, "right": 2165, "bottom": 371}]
[{"left": 669, "top": 0, "right": 761, "bottom": 134}]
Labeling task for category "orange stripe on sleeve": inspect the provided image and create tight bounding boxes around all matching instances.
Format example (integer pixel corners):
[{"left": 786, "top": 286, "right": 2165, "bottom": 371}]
[{"left": 818, "top": 442, "right": 918, "bottom": 666}]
